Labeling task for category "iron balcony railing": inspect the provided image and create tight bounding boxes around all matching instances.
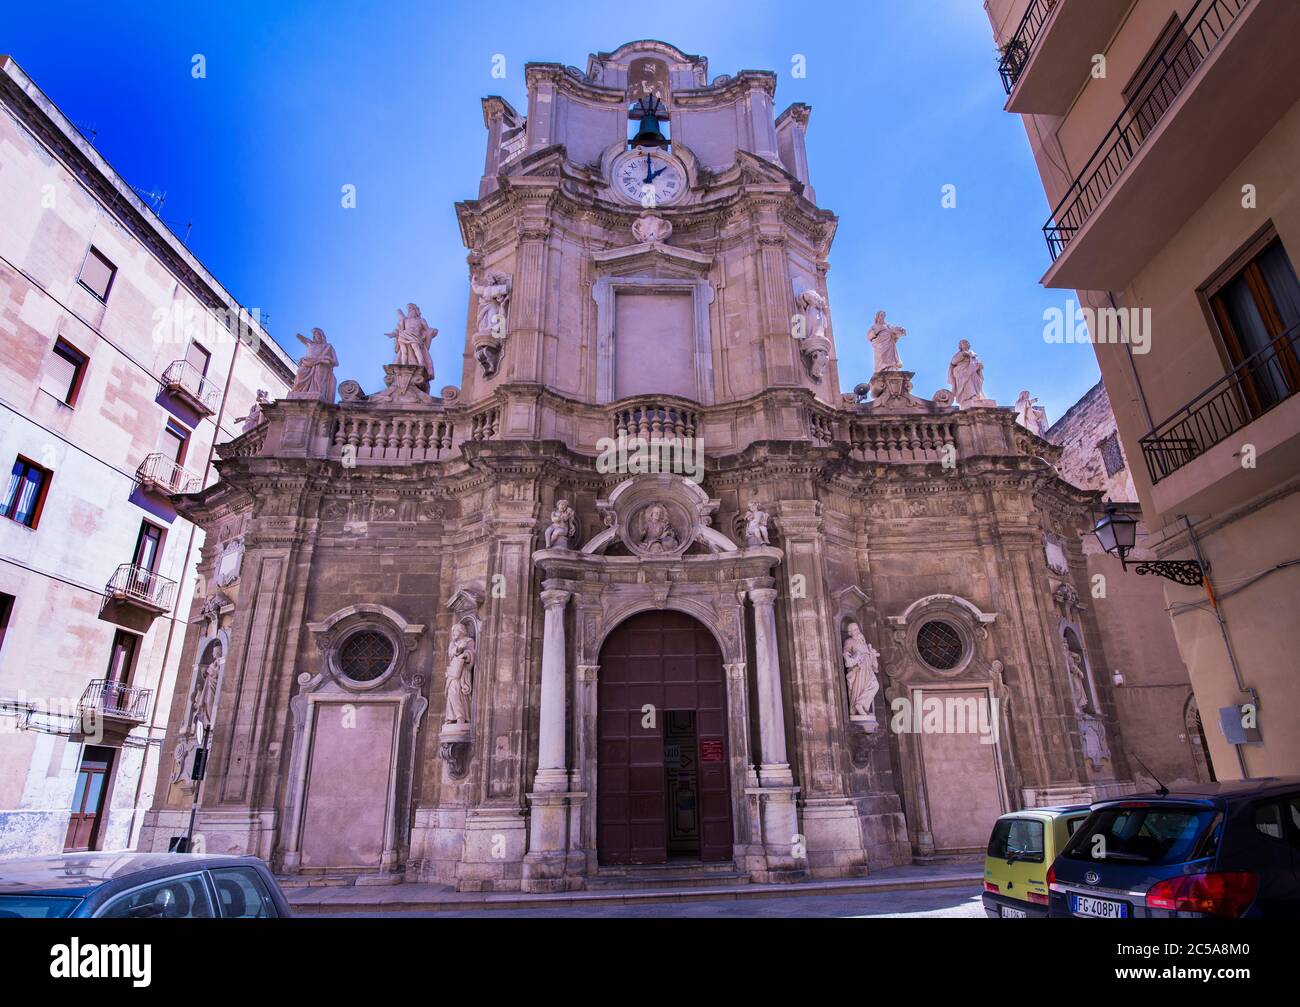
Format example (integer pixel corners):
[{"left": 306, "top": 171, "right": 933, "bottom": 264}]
[
  {"left": 79, "top": 678, "right": 152, "bottom": 723},
  {"left": 1139, "top": 321, "right": 1300, "bottom": 484},
  {"left": 997, "top": 0, "right": 1059, "bottom": 94},
  {"left": 105, "top": 562, "right": 177, "bottom": 611},
  {"left": 135, "top": 452, "right": 202, "bottom": 496},
  {"left": 161, "top": 359, "right": 222, "bottom": 414},
  {"left": 1043, "top": 0, "right": 1248, "bottom": 260}
]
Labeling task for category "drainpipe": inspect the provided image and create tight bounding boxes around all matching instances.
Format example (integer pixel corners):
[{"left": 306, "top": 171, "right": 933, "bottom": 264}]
[
  {"left": 1181, "top": 514, "right": 1252, "bottom": 780},
  {"left": 1109, "top": 291, "right": 1154, "bottom": 431}
]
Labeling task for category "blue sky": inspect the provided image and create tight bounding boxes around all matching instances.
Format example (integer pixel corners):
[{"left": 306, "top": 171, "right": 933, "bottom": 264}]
[{"left": 5, "top": 0, "right": 1100, "bottom": 423}]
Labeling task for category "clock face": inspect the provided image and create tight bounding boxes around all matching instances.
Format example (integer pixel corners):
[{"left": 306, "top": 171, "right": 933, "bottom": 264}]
[{"left": 613, "top": 149, "right": 685, "bottom": 207}]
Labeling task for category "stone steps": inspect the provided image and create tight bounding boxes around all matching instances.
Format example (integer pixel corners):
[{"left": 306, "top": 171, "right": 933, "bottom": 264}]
[{"left": 586, "top": 864, "right": 751, "bottom": 890}]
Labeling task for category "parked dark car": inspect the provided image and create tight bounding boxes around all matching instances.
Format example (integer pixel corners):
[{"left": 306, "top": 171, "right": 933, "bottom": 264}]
[
  {"left": 0, "top": 852, "right": 292, "bottom": 918},
  {"left": 1048, "top": 776, "right": 1300, "bottom": 918}
]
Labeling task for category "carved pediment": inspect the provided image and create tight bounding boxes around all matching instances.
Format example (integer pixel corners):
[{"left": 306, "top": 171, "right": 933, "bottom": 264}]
[{"left": 593, "top": 241, "right": 713, "bottom": 278}]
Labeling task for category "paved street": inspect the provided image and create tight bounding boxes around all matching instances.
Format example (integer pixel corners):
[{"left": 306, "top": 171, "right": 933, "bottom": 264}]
[{"left": 339, "top": 882, "right": 986, "bottom": 918}]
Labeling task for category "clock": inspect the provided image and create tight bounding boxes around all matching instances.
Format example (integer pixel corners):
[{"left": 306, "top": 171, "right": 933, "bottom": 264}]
[{"left": 611, "top": 148, "right": 686, "bottom": 207}]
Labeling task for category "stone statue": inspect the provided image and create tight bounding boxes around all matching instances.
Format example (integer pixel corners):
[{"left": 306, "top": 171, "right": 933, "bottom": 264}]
[
  {"left": 1014, "top": 390, "right": 1048, "bottom": 435},
  {"left": 867, "top": 310, "right": 905, "bottom": 373},
  {"left": 170, "top": 641, "right": 224, "bottom": 784},
  {"left": 843, "top": 622, "right": 880, "bottom": 720},
  {"left": 288, "top": 328, "right": 337, "bottom": 402},
  {"left": 386, "top": 303, "right": 436, "bottom": 379},
  {"left": 743, "top": 500, "right": 770, "bottom": 547},
  {"left": 795, "top": 288, "right": 829, "bottom": 340},
  {"left": 189, "top": 643, "right": 223, "bottom": 734},
  {"left": 470, "top": 271, "right": 513, "bottom": 378},
  {"left": 444, "top": 623, "right": 476, "bottom": 724},
  {"left": 544, "top": 499, "right": 577, "bottom": 550},
  {"left": 470, "top": 271, "right": 512, "bottom": 338},
  {"left": 1067, "top": 650, "right": 1091, "bottom": 713},
  {"left": 794, "top": 289, "right": 833, "bottom": 381},
  {"left": 948, "top": 339, "right": 987, "bottom": 407},
  {"left": 236, "top": 389, "right": 270, "bottom": 430},
  {"left": 639, "top": 503, "right": 680, "bottom": 553},
  {"left": 632, "top": 212, "right": 673, "bottom": 244}
]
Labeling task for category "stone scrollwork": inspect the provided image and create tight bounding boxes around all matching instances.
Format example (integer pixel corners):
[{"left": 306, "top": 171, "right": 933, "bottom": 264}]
[{"left": 579, "top": 475, "right": 740, "bottom": 558}]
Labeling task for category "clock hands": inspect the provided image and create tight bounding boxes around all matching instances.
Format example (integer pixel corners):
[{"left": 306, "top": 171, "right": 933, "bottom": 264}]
[{"left": 641, "top": 154, "right": 670, "bottom": 186}]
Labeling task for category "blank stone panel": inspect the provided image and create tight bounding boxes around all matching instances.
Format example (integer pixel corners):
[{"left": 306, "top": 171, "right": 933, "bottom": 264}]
[{"left": 614, "top": 291, "right": 695, "bottom": 400}]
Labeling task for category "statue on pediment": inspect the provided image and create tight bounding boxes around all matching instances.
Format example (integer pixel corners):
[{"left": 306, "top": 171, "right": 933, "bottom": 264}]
[
  {"left": 387, "top": 303, "right": 436, "bottom": 379},
  {"left": 867, "top": 310, "right": 905, "bottom": 373},
  {"left": 288, "top": 328, "right": 337, "bottom": 403}
]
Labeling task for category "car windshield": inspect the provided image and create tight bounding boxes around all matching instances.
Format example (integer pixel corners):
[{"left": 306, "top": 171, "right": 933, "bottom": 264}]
[
  {"left": 0, "top": 895, "right": 82, "bottom": 919},
  {"left": 1063, "top": 806, "right": 1217, "bottom": 865}
]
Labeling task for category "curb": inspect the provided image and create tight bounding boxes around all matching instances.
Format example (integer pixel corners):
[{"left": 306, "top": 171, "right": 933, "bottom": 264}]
[{"left": 288, "top": 871, "right": 983, "bottom": 915}]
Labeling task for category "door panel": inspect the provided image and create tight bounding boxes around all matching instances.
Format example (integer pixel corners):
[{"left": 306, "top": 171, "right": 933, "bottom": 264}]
[{"left": 597, "top": 610, "right": 732, "bottom": 864}]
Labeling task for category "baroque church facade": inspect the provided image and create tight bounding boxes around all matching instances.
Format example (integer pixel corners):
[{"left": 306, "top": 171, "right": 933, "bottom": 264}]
[{"left": 141, "top": 41, "right": 1142, "bottom": 891}]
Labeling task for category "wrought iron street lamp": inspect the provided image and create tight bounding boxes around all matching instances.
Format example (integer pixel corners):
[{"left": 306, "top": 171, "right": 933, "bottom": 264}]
[{"left": 1092, "top": 501, "right": 1205, "bottom": 587}]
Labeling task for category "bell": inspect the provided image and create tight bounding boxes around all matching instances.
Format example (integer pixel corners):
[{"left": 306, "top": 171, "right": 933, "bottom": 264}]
[{"left": 629, "top": 98, "right": 668, "bottom": 148}]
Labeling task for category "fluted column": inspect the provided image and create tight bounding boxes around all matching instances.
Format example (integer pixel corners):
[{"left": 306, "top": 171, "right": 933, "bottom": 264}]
[
  {"left": 534, "top": 587, "right": 571, "bottom": 792},
  {"left": 749, "top": 587, "right": 794, "bottom": 786}
]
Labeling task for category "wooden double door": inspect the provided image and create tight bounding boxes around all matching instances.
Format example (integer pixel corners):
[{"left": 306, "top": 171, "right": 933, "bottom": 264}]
[{"left": 597, "top": 611, "right": 733, "bottom": 864}]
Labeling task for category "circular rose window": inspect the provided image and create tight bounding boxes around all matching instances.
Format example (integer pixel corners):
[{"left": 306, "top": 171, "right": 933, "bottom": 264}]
[
  {"left": 916, "top": 620, "right": 963, "bottom": 671},
  {"left": 338, "top": 630, "right": 395, "bottom": 683}
]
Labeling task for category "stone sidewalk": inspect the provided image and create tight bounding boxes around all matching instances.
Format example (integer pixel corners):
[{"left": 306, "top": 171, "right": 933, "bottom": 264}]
[{"left": 286, "top": 863, "right": 983, "bottom": 915}]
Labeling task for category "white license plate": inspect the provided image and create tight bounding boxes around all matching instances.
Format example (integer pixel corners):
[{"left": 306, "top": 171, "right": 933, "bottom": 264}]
[
  {"left": 1072, "top": 894, "right": 1128, "bottom": 918},
  {"left": 1000, "top": 905, "right": 1027, "bottom": 918}
]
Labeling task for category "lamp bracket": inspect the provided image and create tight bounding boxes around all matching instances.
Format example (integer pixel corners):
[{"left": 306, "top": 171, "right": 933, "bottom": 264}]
[{"left": 1125, "top": 557, "right": 1205, "bottom": 587}]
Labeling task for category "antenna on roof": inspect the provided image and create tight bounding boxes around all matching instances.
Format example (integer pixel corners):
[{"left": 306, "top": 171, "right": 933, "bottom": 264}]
[
  {"left": 74, "top": 121, "right": 98, "bottom": 145},
  {"left": 1130, "top": 753, "right": 1169, "bottom": 797},
  {"left": 132, "top": 185, "right": 168, "bottom": 212}
]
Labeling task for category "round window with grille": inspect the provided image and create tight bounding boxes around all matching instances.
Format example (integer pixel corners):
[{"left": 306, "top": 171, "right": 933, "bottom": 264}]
[
  {"left": 916, "top": 620, "right": 963, "bottom": 671},
  {"left": 338, "top": 630, "right": 395, "bottom": 683}
]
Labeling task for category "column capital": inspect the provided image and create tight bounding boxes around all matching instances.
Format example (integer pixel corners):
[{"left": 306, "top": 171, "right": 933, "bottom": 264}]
[
  {"left": 748, "top": 587, "right": 778, "bottom": 607},
  {"left": 577, "top": 664, "right": 599, "bottom": 682},
  {"left": 723, "top": 662, "right": 747, "bottom": 680},
  {"left": 540, "top": 588, "right": 571, "bottom": 610}
]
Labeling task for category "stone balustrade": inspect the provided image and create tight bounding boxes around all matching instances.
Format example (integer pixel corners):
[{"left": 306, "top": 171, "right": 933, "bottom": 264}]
[
  {"left": 611, "top": 397, "right": 699, "bottom": 442},
  {"left": 331, "top": 412, "right": 456, "bottom": 461},
  {"left": 848, "top": 418, "right": 958, "bottom": 463}
]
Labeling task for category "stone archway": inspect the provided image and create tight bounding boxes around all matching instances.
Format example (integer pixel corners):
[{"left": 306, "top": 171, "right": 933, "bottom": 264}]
[{"left": 596, "top": 610, "right": 733, "bottom": 865}]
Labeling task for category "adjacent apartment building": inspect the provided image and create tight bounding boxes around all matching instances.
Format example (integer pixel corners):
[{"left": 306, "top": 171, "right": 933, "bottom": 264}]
[
  {"left": 0, "top": 56, "right": 294, "bottom": 855},
  {"left": 985, "top": 0, "right": 1300, "bottom": 778}
]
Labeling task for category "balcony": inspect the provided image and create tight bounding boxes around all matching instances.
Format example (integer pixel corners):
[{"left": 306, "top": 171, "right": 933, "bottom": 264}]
[
  {"left": 1000, "top": 0, "right": 1131, "bottom": 114},
  {"left": 104, "top": 563, "right": 176, "bottom": 615},
  {"left": 76, "top": 679, "right": 152, "bottom": 745},
  {"left": 611, "top": 397, "right": 700, "bottom": 443},
  {"left": 161, "top": 360, "right": 221, "bottom": 415},
  {"left": 135, "top": 453, "right": 202, "bottom": 496},
  {"left": 1140, "top": 322, "right": 1300, "bottom": 516},
  {"left": 1042, "top": 0, "right": 1300, "bottom": 289}
]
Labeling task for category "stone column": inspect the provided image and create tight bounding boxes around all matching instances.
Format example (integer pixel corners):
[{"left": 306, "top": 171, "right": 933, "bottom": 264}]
[
  {"left": 523, "top": 585, "right": 581, "bottom": 892},
  {"left": 534, "top": 587, "right": 571, "bottom": 793},
  {"left": 749, "top": 587, "right": 793, "bottom": 786}
]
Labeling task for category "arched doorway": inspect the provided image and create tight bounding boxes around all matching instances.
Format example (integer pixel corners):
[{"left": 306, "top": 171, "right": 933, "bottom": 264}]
[{"left": 597, "top": 610, "right": 733, "bottom": 865}]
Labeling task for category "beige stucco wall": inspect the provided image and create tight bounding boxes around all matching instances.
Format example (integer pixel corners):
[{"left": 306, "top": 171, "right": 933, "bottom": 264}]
[
  {"left": 989, "top": 0, "right": 1300, "bottom": 780},
  {"left": 0, "top": 66, "right": 292, "bottom": 854}
]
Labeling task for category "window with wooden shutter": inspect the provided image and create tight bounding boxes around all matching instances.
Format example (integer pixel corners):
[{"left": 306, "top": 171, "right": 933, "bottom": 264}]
[{"left": 77, "top": 247, "right": 116, "bottom": 302}]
